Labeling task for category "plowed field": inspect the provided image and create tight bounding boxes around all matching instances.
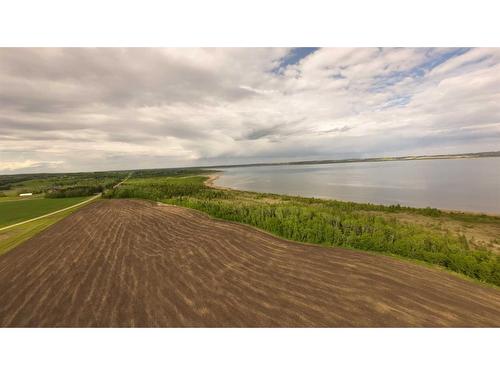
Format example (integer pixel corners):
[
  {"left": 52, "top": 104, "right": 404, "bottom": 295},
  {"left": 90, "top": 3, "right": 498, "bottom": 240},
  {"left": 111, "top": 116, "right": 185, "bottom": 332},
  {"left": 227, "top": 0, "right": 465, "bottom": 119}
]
[{"left": 0, "top": 199, "right": 499, "bottom": 327}]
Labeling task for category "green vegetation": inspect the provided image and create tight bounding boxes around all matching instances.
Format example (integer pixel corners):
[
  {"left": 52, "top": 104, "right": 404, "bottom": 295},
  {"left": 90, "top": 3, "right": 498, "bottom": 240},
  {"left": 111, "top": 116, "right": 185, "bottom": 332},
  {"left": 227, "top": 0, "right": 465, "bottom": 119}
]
[
  {"left": 44, "top": 185, "right": 105, "bottom": 198},
  {"left": 104, "top": 173, "right": 500, "bottom": 286},
  {"left": 0, "top": 201, "right": 94, "bottom": 256},
  {"left": 105, "top": 176, "right": 210, "bottom": 200},
  {"left": 0, "top": 171, "right": 128, "bottom": 198},
  {"left": 0, "top": 196, "right": 89, "bottom": 227},
  {"left": 129, "top": 168, "right": 215, "bottom": 179}
]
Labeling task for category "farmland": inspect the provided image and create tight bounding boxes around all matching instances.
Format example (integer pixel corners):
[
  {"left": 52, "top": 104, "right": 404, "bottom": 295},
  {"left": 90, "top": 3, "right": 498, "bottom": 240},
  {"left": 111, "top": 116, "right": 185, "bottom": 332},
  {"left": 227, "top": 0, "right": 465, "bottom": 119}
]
[
  {"left": 1, "top": 168, "right": 499, "bottom": 327},
  {"left": 0, "top": 199, "right": 499, "bottom": 327}
]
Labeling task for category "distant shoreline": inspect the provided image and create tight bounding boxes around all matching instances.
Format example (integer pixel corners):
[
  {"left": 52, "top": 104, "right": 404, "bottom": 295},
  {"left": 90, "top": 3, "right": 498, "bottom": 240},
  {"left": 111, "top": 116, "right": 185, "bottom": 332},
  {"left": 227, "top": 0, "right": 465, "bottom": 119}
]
[
  {"left": 203, "top": 173, "right": 230, "bottom": 190},
  {"left": 201, "top": 151, "right": 500, "bottom": 170},
  {"left": 203, "top": 170, "right": 500, "bottom": 218}
]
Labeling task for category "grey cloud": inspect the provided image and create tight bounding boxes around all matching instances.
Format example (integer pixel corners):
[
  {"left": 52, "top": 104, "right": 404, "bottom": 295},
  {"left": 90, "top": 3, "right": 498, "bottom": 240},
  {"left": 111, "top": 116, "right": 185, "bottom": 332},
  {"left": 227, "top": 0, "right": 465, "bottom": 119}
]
[
  {"left": 0, "top": 49, "right": 265, "bottom": 113},
  {"left": 236, "top": 118, "right": 309, "bottom": 141}
]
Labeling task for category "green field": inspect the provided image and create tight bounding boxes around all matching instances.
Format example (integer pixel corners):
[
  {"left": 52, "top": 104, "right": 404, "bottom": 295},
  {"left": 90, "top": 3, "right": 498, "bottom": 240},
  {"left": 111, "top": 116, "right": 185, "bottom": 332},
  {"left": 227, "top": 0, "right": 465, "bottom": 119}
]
[
  {"left": 0, "top": 196, "right": 90, "bottom": 227},
  {"left": 104, "top": 172, "right": 500, "bottom": 286},
  {"left": 0, "top": 200, "right": 98, "bottom": 256}
]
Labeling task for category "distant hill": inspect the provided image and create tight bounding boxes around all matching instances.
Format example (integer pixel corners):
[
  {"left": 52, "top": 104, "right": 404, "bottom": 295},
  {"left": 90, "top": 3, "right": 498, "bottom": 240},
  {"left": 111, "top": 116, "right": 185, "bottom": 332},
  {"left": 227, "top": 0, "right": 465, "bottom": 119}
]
[{"left": 202, "top": 150, "right": 500, "bottom": 169}]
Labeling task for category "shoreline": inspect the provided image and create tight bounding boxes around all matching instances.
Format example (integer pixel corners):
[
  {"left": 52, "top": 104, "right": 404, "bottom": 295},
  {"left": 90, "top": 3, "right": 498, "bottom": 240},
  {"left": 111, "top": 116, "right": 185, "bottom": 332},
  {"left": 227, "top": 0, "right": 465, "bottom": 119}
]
[
  {"left": 203, "top": 173, "right": 234, "bottom": 191},
  {"left": 202, "top": 172, "right": 500, "bottom": 218}
]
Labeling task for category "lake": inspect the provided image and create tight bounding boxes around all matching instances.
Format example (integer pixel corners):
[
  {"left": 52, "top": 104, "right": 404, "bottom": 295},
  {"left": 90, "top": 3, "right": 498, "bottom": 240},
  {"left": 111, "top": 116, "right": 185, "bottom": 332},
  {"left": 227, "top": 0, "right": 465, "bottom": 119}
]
[{"left": 215, "top": 157, "right": 500, "bottom": 214}]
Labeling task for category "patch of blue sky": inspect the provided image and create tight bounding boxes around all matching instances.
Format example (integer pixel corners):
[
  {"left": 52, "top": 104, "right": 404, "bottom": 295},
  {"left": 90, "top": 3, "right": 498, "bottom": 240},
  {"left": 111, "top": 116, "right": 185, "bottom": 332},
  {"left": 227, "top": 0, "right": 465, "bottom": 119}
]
[
  {"left": 414, "top": 47, "right": 471, "bottom": 75},
  {"left": 371, "top": 48, "right": 471, "bottom": 92},
  {"left": 380, "top": 94, "right": 412, "bottom": 110},
  {"left": 273, "top": 47, "right": 319, "bottom": 73}
]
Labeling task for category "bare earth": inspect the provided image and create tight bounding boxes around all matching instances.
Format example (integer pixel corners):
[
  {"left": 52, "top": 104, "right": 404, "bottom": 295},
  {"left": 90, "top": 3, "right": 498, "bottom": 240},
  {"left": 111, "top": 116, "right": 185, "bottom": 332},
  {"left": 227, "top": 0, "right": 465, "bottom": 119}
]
[{"left": 0, "top": 199, "right": 499, "bottom": 327}]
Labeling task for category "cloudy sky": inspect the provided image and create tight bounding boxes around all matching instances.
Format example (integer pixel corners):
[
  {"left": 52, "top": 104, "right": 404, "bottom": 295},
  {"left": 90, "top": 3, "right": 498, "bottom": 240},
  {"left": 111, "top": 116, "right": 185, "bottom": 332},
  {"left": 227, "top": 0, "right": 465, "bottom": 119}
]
[{"left": 1, "top": 47, "right": 499, "bottom": 173}]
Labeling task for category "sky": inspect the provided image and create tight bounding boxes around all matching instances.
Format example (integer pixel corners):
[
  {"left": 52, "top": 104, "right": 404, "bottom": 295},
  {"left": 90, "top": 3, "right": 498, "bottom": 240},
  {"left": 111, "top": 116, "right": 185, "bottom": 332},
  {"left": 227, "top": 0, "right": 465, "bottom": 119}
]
[{"left": 1, "top": 47, "right": 500, "bottom": 174}]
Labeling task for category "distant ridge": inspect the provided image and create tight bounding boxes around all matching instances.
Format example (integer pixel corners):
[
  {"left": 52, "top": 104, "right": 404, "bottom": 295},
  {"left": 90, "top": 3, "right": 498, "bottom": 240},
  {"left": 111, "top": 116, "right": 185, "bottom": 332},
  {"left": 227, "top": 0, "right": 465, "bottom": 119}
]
[{"left": 202, "top": 150, "right": 500, "bottom": 169}]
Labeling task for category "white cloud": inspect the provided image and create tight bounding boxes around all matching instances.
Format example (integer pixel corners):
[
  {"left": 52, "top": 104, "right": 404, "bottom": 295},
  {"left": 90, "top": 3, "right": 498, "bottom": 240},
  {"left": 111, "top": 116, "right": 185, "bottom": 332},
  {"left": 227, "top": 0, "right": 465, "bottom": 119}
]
[
  {"left": 0, "top": 160, "right": 63, "bottom": 172},
  {"left": 0, "top": 47, "right": 499, "bottom": 173}
]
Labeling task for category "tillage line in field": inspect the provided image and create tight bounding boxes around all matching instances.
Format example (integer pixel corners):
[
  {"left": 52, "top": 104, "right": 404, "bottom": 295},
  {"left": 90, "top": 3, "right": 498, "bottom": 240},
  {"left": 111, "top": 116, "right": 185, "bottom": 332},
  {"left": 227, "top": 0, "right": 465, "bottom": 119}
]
[{"left": 0, "top": 199, "right": 499, "bottom": 327}]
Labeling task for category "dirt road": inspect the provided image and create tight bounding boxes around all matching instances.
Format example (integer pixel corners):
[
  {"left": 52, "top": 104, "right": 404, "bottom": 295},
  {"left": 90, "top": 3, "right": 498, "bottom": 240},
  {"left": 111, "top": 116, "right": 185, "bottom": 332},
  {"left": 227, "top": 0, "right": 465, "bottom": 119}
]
[{"left": 0, "top": 199, "right": 498, "bottom": 327}]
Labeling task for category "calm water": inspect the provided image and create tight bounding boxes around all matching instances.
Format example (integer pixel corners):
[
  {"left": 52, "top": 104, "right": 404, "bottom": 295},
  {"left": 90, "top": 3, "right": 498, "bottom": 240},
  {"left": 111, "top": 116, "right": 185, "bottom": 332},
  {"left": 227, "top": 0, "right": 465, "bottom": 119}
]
[{"left": 216, "top": 158, "right": 500, "bottom": 214}]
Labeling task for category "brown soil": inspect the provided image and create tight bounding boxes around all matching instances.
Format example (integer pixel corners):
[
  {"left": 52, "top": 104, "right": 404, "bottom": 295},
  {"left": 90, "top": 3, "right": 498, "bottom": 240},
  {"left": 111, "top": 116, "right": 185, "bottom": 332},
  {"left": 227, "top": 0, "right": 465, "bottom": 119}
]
[{"left": 0, "top": 199, "right": 499, "bottom": 327}]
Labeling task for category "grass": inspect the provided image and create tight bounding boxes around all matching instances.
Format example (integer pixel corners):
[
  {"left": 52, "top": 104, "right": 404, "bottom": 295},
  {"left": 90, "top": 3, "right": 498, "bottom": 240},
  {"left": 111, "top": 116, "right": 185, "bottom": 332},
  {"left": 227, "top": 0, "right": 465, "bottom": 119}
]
[
  {"left": 104, "top": 174, "right": 500, "bottom": 286},
  {"left": 0, "top": 201, "right": 96, "bottom": 256},
  {"left": 0, "top": 196, "right": 90, "bottom": 227}
]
